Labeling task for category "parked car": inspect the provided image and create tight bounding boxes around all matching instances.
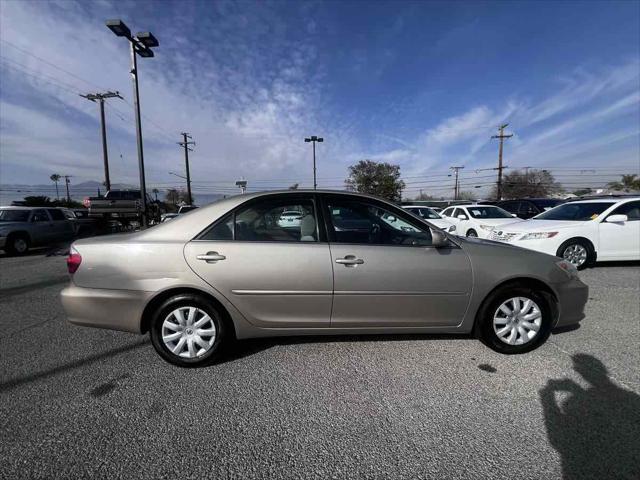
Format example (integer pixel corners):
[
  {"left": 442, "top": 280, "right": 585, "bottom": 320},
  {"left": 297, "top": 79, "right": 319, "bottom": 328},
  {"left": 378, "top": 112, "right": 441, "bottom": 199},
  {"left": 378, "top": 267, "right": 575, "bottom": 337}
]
[
  {"left": 61, "top": 190, "right": 588, "bottom": 367},
  {"left": 277, "top": 210, "right": 303, "bottom": 228},
  {"left": 497, "top": 198, "right": 565, "bottom": 219},
  {"left": 178, "top": 205, "right": 198, "bottom": 215},
  {"left": 402, "top": 205, "right": 455, "bottom": 231},
  {"left": 161, "top": 213, "right": 179, "bottom": 223},
  {"left": 489, "top": 197, "right": 640, "bottom": 269},
  {"left": 441, "top": 204, "right": 523, "bottom": 238},
  {"left": 61, "top": 208, "right": 97, "bottom": 237},
  {"left": 0, "top": 206, "right": 75, "bottom": 255}
]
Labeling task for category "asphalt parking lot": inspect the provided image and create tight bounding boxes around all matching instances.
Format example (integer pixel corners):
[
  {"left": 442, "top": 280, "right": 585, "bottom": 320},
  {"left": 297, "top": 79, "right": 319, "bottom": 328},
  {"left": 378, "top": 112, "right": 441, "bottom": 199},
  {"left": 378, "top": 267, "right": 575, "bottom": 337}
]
[{"left": 0, "top": 251, "right": 638, "bottom": 479}]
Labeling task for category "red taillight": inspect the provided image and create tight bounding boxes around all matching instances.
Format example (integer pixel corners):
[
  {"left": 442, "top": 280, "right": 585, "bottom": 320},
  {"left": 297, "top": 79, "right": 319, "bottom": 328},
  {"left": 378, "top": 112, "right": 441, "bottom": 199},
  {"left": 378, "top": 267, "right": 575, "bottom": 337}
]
[{"left": 67, "top": 247, "right": 82, "bottom": 274}]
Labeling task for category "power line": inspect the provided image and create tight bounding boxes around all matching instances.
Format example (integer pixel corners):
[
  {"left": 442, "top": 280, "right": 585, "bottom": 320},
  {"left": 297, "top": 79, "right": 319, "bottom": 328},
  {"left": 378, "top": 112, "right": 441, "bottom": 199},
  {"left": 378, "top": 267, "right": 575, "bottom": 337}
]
[{"left": 0, "top": 39, "right": 108, "bottom": 91}]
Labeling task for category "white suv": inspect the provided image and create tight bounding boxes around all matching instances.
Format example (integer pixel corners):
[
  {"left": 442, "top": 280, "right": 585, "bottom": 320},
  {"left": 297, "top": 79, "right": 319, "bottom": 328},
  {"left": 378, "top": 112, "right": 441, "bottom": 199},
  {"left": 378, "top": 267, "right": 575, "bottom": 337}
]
[
  {"left": 441, "top": 204, "right": 522, "bottom": 238},
  {"left": 488, "top": 197, "right": 640, "bottom": 269}
]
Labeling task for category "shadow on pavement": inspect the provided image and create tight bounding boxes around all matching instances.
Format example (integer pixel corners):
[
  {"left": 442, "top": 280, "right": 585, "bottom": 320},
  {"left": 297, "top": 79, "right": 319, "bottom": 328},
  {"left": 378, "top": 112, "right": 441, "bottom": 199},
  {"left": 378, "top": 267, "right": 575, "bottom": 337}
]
[
  {"left": 0, "top": 340, "right": 149, "bottom": 394},
  {"left": 217, "top": 333, "right": 474, "bottom": 365},
  {"left": 0, "top": 276, "right": 69, "bottom": 300},
  {"left": 539, "top": 353, "right": 640, "bottom": 479}
]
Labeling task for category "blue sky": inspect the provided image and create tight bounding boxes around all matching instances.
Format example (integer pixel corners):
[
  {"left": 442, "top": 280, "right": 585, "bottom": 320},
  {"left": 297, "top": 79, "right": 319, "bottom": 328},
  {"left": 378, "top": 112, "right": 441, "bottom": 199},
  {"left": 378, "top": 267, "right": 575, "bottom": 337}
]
[{"left": 0, "top": 0, "right": 638, "bottom": 198}]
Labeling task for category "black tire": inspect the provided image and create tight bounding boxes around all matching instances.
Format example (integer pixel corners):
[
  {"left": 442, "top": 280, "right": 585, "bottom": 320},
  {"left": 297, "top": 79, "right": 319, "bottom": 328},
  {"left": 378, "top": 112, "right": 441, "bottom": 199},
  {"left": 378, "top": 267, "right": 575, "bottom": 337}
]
[
  {"left": 150, "top": 294, "right": 226, "bottom": 367},
  {"left": 5, "top": 233, "right": 30, "bottom": 256},
  {"left": 556, "top": 238, "right": 595, "bottom": 270},
  {"left": 466, "top": 229, "right": 478, "bottom": 238},
  {"left": 478, "top": 285, "right": 554, "bottom": 354}
]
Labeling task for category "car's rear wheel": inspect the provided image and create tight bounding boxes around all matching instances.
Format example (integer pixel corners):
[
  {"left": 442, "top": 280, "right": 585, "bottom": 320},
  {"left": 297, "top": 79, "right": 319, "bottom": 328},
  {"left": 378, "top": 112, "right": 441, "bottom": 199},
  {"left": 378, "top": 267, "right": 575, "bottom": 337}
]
[
  {"left": 150, "top": 294, "right": 225, "bottom": 367},
  {"left": 5, "top": 234, "right": 30, "bottom": 255},
  {"left": 466, "top": 229, "right": 478, "bottom": 237},
  {"left": 556, "top": 239, "right": 594, "bottom": 270},
  {"left": 478, "top": 285, "right": 553, "bottom": 354}
]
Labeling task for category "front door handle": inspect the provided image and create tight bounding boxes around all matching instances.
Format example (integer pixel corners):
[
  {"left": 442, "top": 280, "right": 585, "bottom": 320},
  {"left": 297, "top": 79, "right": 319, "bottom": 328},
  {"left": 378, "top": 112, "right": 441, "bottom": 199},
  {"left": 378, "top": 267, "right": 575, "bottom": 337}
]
[
  {"left": 196, "top": 251, "right": 226, "bottom": 263},
  {"left": 335, "top": 255, "right": 364, "bottom": 266}
]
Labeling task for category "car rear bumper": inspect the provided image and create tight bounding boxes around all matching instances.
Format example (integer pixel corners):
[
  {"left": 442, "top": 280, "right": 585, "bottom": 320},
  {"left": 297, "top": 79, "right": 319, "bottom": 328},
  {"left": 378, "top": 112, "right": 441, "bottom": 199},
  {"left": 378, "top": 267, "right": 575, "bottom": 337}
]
[
  {"left": 61, "top": 284, "right": 152, "bottom": 333},
  {"left": 554, "top": 277, "right": 589, "bottom": 327}
]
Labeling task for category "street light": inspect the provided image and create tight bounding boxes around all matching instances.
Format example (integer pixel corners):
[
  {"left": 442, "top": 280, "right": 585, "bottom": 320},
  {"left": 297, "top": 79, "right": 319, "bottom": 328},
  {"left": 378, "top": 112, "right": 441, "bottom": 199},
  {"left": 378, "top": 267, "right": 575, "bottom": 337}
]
[
  {"left": 106, "top": 19, "right": 159, "bottom": 228},
  {"left": 304, "top": 135, "right": 323, "bottom": 189}
]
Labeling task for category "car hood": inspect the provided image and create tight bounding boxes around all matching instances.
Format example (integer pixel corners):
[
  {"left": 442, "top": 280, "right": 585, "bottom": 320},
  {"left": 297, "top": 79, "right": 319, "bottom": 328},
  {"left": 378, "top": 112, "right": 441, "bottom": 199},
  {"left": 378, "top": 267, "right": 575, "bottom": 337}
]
[
  {"left": 427, "top": 218, "right": 452, "bottom": 229},
  {"left": 495, "top": 219, "right": 588, "bottom": 233},
  {"left": 472, "top": 217, "right": 523, "bottom": 227}
]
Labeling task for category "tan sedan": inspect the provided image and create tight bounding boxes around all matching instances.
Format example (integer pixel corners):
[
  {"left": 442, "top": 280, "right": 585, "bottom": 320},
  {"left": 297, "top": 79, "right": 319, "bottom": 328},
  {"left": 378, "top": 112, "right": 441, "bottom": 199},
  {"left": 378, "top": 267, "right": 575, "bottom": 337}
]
[{"left": 61, "top": 190, "right": 588, "bottom": 367}]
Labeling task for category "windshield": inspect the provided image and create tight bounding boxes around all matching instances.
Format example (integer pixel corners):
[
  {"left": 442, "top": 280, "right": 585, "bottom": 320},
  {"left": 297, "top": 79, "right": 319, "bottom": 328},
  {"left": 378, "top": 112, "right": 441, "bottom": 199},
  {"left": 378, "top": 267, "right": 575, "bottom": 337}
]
[
  {"left": 534, "top": 202, "right": 614, "bottom": 221},
  {"left": 467, "top": 206, "right": 512, "bottom": 219},
  {"left": 0, "top": 209, "right": 30, "bottom": 222},
  {"left": 408, "top": 207, "right": 442, "bottom": 219}
]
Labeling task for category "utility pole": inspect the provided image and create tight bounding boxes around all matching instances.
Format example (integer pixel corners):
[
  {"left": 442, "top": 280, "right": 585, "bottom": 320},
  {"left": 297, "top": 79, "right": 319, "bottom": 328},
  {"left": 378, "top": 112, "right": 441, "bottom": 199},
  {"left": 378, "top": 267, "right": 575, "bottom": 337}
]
[
  {"left": 304, "top": 136, "right": 324, "bottom": 189},
  {"left": 492, "top": 124, "right": 513, "bottom": 200},
  {"left": 450, "top": 166, "right": 464, "bottom": 200},
  {"left": 178, "top": 132, "right": 195, "bottom": 205},
  {"left": 80, "top": 91, "right": 122, "bottom": 191},
  {"left": 63, "top": 175, "right": 72, "bottom": 203}
]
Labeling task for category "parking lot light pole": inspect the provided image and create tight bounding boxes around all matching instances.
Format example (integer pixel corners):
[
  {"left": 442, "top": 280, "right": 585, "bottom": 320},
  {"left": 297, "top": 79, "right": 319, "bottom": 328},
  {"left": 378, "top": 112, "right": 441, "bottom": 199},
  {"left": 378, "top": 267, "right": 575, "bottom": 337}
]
[
  {"left": 106, "top": 19, "right": 158, "bottom": 228},
  {"left": 304, "top": 136, "right": 323, "bottom": 189}
]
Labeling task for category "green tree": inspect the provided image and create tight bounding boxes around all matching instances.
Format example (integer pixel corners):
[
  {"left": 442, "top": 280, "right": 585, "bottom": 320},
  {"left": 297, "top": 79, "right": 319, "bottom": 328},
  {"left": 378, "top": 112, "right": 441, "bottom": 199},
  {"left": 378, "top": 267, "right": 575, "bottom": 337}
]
[
  {"left": 22, "top": 196, "right": 53, "bottom": 206},
  {"left": 607, "top": 174, "right": 640, "bottom": 192},
  {"left": 458, "top": 190, "right": 477, "bottom": 201},
  {"left": 345, "top": 160, "right": 405, "bottom": 202},
  {"left": 50, "top": 174, "right": 61, "bottom": 199},
  {"left": 492, "top": 169, "right": 562, "bottom": 199}
]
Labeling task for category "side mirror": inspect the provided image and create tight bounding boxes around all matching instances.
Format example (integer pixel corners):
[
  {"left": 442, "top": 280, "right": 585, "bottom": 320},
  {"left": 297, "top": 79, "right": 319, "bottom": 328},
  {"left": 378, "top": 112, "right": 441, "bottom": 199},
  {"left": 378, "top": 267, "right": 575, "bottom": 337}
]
[
  {"left": 431, "top": 229, "right": 449, "bottom": 248},
  {"left": 457, "top": 214, "right": 467, "bottom": 220},
  {"left": 606, "top": 214, "right": 628, "bottom": 223}
]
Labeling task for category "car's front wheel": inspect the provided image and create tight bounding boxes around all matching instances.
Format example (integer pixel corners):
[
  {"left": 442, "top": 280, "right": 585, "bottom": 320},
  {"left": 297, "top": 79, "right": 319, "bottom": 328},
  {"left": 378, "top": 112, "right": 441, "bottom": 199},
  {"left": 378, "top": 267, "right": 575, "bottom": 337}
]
[
  {"left": 150, "top": 294, "right": 225, "bottom": 367},
  {"left": 466, "top": 229, "right": 478, "bottom": 237},
  {"left": 556, "top": 239, "right": 595, "bottom": 270},
  {"left": 478, "top": 285, "right": 553, "bottom": 354}
]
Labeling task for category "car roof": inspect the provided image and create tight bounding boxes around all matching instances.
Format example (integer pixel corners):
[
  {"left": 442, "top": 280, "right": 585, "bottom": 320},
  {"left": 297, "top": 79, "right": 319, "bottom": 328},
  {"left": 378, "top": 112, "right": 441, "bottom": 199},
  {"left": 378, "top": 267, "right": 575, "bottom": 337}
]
[
  {"left": 403, "top": 205, "right": 434, "bottom": 209},
  {"left": 458, "top": 204, "right": 500, "bottom": 208},
  {"left": 0, "top": 206, "right": 40, "bottom": 210},
  {"left": 565, "top": 198, "right": 629, "bottom": 204}
]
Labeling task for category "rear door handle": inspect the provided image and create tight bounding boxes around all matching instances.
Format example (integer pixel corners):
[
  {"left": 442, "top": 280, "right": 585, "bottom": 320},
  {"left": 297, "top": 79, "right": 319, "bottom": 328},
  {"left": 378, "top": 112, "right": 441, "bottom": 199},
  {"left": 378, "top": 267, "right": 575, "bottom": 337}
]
[
  {"left": 196, "top": 251, "right": 226, "bottom": 263},
  {"left": 335, "top": 255, "right": 364, "bottom": 266}
]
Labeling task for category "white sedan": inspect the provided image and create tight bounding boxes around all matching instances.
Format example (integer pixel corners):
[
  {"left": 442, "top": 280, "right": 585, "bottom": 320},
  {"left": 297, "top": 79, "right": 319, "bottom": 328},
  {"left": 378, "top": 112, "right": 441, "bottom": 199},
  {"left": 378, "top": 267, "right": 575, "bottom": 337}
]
[
  {"left": 489, "top": 197, "right": 640, "bottom": 269},
  {"left": 402, "top": 205, "right": 454, "bottom": 231},
  {"left": 441, "top": 204, "right": 522, "bottom": 238},
  {"left": 277, "top": 210, "right": 303, "bottom": 228}
]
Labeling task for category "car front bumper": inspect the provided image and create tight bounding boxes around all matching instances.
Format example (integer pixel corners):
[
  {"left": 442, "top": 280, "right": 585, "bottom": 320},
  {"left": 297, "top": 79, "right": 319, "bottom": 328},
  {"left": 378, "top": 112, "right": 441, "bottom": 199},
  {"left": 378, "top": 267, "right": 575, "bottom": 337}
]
[
  {"left": 61, "top": 283, "right": 153, "bottom": 333},
  {"left": 496, "top": 237, "right": 560, "bottom": 257},
  {"left": 554, "top": 277, "right": 589, "bottom": 327}
]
